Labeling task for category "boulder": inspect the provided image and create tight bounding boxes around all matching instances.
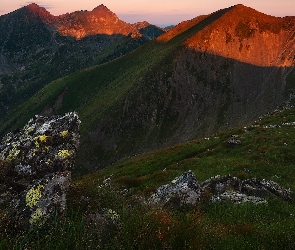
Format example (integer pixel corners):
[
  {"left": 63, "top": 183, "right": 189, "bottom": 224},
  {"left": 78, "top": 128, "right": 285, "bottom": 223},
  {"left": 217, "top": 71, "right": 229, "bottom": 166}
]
[
  {"left": 241, "top": 178, "right": 292, "bottom": 201},
  {"left": 149, "top": 170, "right": 203, "bottom": 208},
  {"left": 202, "top": 175, "right": 292, "bottom": 204},
  {"left": 0, "top": 112, "right": 80, "bottom": 228}
]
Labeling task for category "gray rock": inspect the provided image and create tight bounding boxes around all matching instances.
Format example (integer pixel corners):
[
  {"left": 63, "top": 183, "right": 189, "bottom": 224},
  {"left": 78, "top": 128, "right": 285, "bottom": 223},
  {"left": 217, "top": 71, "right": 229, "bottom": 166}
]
[
  {"left": 201, "top": 175, "right": 241, "bottom": 195},
  {"left": 211, "top": 191, "right": 268, "bottom": 205},
  {"left": 0, "top": 112, "right": 80, "bottom": 228},
  {"left": 227, "top": 138, "right": 242, "bottom": 145},
  {"left": 149, "top": 170, "right": 202, "bottom": 208},
  {"left": 241, "top": 178, "right": 292, "bottom": 201}
]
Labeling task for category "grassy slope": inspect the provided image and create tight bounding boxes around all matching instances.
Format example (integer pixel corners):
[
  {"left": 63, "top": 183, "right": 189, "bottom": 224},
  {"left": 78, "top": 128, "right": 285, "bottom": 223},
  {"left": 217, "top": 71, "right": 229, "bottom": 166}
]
[
  {"left": 79, "top": 105, "right": 295, "bottom": 192},
  {"left": 0, "top": 11, "right": 215, "bottom": 134},
  {"left": 2, "top": 103, "right": 294, "bottom": 249},
  {"left": 69, "top": 106, "right": 295, "bottom": 249}
]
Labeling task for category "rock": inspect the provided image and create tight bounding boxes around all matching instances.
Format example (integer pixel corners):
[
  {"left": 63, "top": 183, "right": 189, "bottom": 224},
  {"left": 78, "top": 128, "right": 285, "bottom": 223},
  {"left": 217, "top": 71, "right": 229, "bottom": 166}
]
[
  {"left": 201, "top": 175, "right": 241, "bottom": 195},
  {"left": 211, "top": 191, "right": 268, "bottom": 205},
  {"left": 150, "top": 171, "right": 292, "bottom": 208},
  {"left": 241, "top": 178, "right": 293, "bottom": 202},
  {"left": 200, "top": 174, "right": 268, "bottom": 204},
  {"left": 202, "top": 175, "right": 292, "bottom": 205},
  {"left": 227, "top": 135, "right": 242, "bottom": 145},
  {"left": 149, "top": 170, "right": 203, "bottom": 208},
  {"left": 0, "top": 112, "right": 80, "bottom": 228}
]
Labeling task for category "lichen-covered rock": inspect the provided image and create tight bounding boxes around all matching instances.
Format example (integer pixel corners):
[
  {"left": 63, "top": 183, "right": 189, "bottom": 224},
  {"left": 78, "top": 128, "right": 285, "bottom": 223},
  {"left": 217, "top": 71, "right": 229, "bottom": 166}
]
[
  {"left": 201, "top": 175, "right": 241, "bottom": 195},
  {"left": 0, "top": 112, "right": 80, "bottom": 228},
  {"left": 149, "top": 170, "right": 202, "bottom": 208},
  {"left": 241, "top": 178, "right": 292, "bottom": 201},
  {"left": 201, "top": 175, "right": 292, "bottom": 205},
  {"left": 150, "top": 171, "right": 292, "bottom": 208},
  {"left": 12, "top": 172, "right": 71, "bottom": 227},
  {"left": 211, "top": 191, "right": 268, "bottom": 205}
]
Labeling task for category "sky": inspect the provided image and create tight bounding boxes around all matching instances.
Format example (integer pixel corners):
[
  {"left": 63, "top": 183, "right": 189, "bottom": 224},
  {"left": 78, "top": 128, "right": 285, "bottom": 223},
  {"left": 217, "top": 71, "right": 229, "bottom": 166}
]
[{"left": 0, "top": 0, "right": 294, "bottom": 27}]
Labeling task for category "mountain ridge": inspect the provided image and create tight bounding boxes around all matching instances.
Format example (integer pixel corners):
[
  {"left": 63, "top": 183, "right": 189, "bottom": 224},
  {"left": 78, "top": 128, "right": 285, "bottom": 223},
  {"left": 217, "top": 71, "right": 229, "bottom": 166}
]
[
  {"left": 0, "top": 3, "right": 165, "bottom": 122},
  {"left": 183, "top": 4, "right": 295, "bottom": 66},
  {"left": 6, "top": 3, "right": 162, "bottom": 39}
]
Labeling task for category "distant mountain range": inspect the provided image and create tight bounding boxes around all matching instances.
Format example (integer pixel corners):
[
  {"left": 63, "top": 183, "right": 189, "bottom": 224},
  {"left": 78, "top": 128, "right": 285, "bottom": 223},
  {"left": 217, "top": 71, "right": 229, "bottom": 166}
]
[
  {"left": 0, "top": 3, "right": 165, "bottom": 119},
  {"left": 0, "top": 4, "right": 294, "bottom": 173}
]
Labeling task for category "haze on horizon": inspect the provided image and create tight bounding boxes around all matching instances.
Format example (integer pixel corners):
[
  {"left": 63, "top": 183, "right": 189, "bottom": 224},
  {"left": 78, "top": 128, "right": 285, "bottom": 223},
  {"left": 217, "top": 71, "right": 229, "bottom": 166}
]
[{"left": 1, "top": 0, "right": 294, "bottom": 27}]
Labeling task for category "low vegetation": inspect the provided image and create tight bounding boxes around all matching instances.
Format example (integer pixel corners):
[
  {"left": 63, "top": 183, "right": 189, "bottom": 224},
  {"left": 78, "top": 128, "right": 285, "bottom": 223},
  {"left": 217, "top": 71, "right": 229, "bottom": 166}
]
[{"left": 1, "top": 105, "right": 295, "bottom": 249}]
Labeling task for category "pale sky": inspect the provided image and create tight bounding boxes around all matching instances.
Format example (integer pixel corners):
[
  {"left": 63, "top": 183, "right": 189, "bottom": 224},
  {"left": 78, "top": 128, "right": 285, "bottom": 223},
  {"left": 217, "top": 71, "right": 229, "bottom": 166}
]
[{"left": 0, "top": 0, "right": 294, "bottom": 27}]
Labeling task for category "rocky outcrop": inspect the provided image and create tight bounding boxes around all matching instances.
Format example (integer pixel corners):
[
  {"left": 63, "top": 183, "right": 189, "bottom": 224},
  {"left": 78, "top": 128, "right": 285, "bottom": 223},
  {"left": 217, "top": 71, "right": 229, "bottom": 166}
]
[
  {"left": 149, "top": 171, "right": 202, "bottom": 208},
  {"left": 0, "top": 112, "right": 80, "bottom": 228},
  {"left": 149, "top": 171, "right": 292, "bottom": 208}
]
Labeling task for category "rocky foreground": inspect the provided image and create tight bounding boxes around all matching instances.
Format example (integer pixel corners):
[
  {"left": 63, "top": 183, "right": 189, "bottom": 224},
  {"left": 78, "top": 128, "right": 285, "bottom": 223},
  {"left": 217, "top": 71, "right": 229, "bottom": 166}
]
[
  {"left": 0, "top": 112, "right": 293, "bottom": 236},
  {"left": 0, "top": 112, "right": 80, "bottom": 229}
]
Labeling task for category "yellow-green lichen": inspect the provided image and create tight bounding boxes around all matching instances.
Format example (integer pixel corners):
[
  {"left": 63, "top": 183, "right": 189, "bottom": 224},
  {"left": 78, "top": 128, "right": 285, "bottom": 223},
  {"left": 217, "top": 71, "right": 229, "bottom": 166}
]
[
  {"left": 61, "top": 130, "right": 68, "bottom": 138},
  {"left": 34, "top": 135, "right": 48, "bottom": 148},
  {"left": 42, "top": 146, "right": 50, "bottom": 153},
  {"left": 26, "top": 184, "right": 44, "bottom": 208},
  {"left": 5, "top": 137, "right": 11, "bottom": 143},
  {"left": 57, "top": 149, "right": 71, "bottom": 158},
  {"left": 107, "top": 209, "right": 120, "bottom": 220},
  {"left": 32, "top": 148, "right": 38, "bottom": 156},
  {"left": 7, "top": 148, "right": 20, "bottom": 161},
  {"left": 29, "top": 207, "right": 44, "bottom": 225},
  {"left": 171, "top": 179, "right": 177, "bottom": 184}
]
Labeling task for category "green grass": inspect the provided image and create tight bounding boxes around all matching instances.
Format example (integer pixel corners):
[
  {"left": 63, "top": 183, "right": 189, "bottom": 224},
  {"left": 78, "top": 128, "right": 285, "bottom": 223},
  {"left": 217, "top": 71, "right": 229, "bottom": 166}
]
[{"left": 2, "top": 106, "right": 295, "bottom": 249}]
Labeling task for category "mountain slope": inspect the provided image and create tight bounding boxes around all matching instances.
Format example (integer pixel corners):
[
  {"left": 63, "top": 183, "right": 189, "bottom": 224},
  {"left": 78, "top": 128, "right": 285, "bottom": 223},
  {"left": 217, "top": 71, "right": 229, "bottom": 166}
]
[
  {"left": 0, "top": 4, "right": 164, "bottom": 120},
  {"left": 0, "top": 5, "right": 294, "bottom": 173}
]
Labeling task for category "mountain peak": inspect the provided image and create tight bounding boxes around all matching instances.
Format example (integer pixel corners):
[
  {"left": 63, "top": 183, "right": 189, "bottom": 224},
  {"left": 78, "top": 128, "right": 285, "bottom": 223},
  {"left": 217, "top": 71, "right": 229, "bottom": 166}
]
[
  {"left": 26, "top": 3, "right": 46, "bottom": 12},
  {"left": 26, "top": 3, "right": 41, "bottom": 8},
  {"left": 24, "top": 2, "right": 52, "bottom": 20},
  {"left": 228, "top": 3, "right": 275, "bottom": 18},
  {"left": 92, "top": 4, "right": 111, "bottom": 12}
]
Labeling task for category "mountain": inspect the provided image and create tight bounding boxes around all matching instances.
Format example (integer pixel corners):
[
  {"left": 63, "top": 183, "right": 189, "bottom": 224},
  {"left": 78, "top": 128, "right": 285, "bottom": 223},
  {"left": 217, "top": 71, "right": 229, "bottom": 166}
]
[
  {"left": 0, "top": 4, "right": 294, "bottom": 173},
  {"left": 132, "top": 21, "right": 166, "bottom": 40},
  {"left": 53, "top": 4, "right": 141, "bottom": 39},
  {"left": 0, "top": 3, "right": 165, "bottom": 120}
]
